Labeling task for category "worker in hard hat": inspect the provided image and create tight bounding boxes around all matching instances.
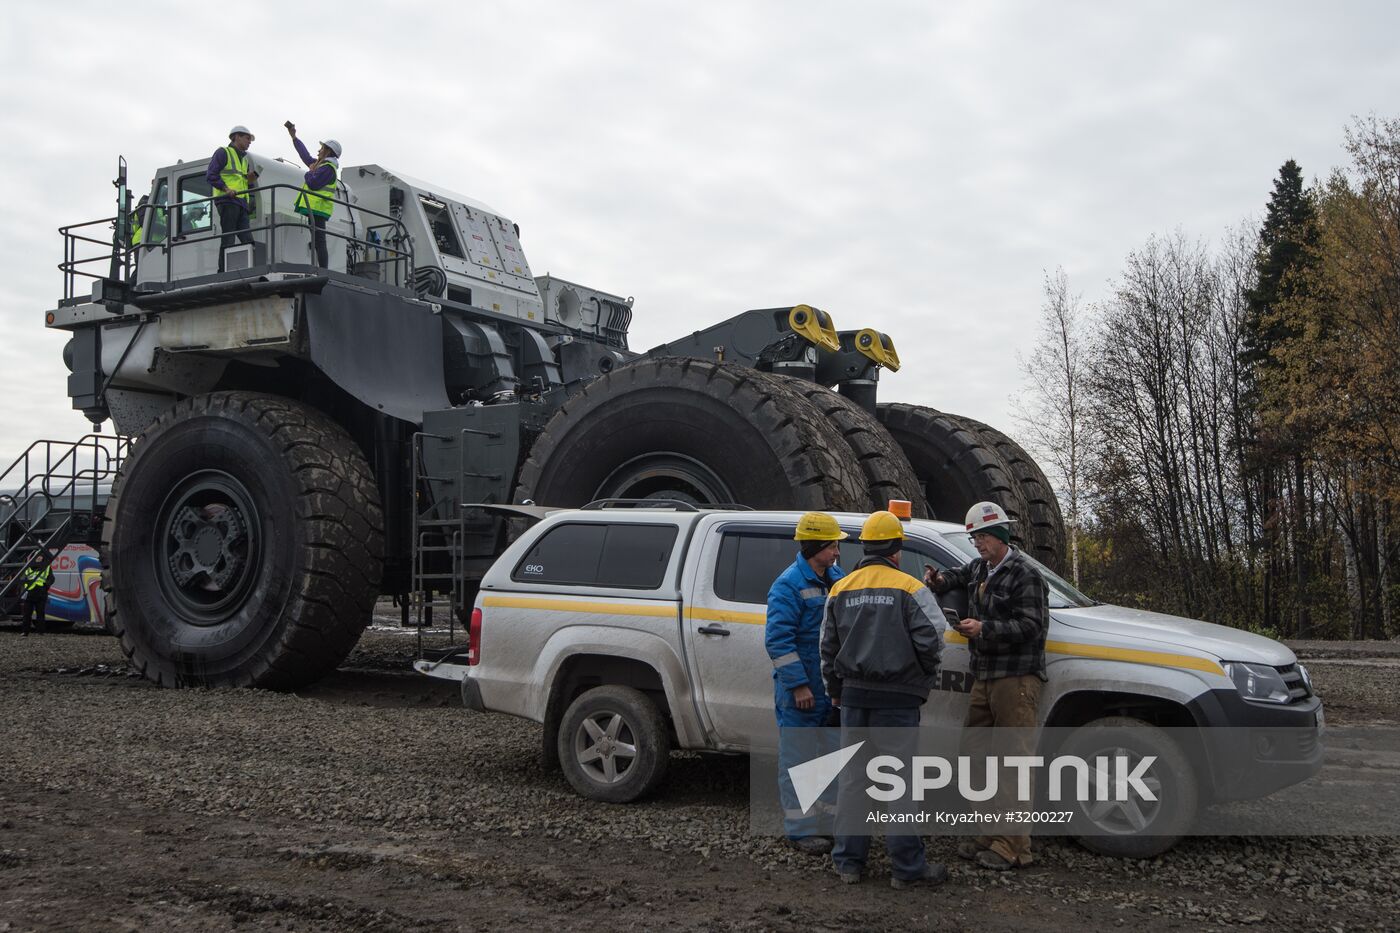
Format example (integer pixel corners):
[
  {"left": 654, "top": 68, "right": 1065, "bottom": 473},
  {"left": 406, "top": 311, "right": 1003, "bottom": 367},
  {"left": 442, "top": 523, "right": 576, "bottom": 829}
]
[
  {"left": 765, "top": 511, "right": 847, "bottom": 854},
  {"left": 285, "top": 121, "right": 342, "bottom": 268},
  {"left": 821, "top": 511, "right": 948, "bottom": 889},
  {"left": 926, "top": 501, "right": 1050, "bottom": 871},
  {"left": 18, "top": 550, "right": 54, "bottom": 637},
  {"left": 206, "top": 125, "right": 259, "bottom": 270}
]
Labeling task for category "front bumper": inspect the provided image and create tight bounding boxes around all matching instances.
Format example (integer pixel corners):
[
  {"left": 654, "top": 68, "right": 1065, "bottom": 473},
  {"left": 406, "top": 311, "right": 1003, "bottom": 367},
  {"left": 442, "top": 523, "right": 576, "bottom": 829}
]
[{"left": 1187, "top": 688, "right": 1325, "bottom": 802}]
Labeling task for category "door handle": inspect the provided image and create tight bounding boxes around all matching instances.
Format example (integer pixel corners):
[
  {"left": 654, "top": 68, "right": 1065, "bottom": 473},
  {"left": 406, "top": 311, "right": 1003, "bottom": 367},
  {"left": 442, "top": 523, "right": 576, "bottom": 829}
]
[{"left": 697, "top": 623, "right": 730, "bottom": 637}]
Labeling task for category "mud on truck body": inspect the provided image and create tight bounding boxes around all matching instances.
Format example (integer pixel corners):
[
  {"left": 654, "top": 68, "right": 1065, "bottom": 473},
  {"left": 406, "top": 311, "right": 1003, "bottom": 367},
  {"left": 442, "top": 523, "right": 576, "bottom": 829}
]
[{"left": 44, "top": 156, "right": 1064, "bottom": 688}]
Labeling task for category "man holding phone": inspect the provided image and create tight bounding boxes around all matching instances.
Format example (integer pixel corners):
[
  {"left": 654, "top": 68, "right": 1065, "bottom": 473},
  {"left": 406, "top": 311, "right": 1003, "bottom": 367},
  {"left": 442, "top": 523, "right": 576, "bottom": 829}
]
[{"left": 925, "top": 501, "right": 1050, "bottom": 871}]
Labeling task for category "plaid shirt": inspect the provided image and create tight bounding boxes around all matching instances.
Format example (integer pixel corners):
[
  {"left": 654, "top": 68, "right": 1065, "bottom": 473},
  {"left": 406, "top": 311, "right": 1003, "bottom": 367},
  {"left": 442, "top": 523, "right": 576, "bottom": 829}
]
[{"left": 935, "top": 548, "right": 1048, "bottom": 681}]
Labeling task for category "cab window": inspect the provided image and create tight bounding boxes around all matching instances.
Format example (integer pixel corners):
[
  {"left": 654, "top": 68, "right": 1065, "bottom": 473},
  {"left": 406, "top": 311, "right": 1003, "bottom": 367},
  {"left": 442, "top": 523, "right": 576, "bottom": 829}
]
[
  {"left": 145, "top": 179, "right": 169, "bottom": 245},
  {"left": 420, "top": 196, "right": 464, "bottom": 258},
  {"left": 904, "top": 537, "right": 966, "bottom": 618},
  {"left": 713, "top": 527, "right": 956, "bottom": 608},
  {"left": 178, "top": 175, "right": 214, "bottom": 235},
  {"left": 714, "top": 531, "right": 798, "bottom": 604},
  {"left": 512, "top": 522, "right": 678, "bottom": 589}
]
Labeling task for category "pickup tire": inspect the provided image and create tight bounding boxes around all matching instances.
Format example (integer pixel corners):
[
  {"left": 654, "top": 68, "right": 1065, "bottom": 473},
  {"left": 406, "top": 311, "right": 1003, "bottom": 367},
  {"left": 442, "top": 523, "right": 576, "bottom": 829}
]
[
  {"left": 516, "top": 359, "right": 868, "bottom": 511},
  {"left": 1060, "top": 716, "right": 1198, "bottom": 858},
  {"left": 558, "top": 685, "right": 670, "bottom": 803},
  {"left": 102, "top": 391, "right": 384, "bottom": 688}
]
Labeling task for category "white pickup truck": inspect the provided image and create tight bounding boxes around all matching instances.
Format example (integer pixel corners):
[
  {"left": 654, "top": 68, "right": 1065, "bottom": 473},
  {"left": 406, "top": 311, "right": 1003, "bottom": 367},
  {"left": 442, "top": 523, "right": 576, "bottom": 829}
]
[{"left": 420, "top": 503, "right": 1324, "bottom": 855}]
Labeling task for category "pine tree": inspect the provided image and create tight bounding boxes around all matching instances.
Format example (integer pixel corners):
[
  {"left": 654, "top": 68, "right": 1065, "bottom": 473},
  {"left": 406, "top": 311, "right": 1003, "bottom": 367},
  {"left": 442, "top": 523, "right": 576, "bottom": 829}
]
[
  {"left": 1238, "top": 160, "right": 1321, "bottom": 635},
  {"left": 1241, "top": 160, "right": 1319, "bottom": 386}
]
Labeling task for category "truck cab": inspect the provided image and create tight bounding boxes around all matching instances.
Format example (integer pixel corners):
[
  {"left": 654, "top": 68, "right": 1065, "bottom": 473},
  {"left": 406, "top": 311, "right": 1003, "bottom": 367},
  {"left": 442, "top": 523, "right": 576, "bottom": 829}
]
[{"left": 132, "top": 155, "right": 360, "bottom": 280}]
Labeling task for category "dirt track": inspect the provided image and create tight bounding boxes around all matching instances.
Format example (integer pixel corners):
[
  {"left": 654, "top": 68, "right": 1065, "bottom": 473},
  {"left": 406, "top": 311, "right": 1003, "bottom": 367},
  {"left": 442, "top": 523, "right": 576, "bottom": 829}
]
[{"left": 0, "top": 627, "right": 1396, "bottom": 932}]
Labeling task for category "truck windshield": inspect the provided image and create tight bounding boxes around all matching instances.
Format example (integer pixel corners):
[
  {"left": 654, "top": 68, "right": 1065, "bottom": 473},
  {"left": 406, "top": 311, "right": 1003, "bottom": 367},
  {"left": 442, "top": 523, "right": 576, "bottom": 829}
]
[{"left": 938, "top": 531, "right": 1096, "bottom": 609}]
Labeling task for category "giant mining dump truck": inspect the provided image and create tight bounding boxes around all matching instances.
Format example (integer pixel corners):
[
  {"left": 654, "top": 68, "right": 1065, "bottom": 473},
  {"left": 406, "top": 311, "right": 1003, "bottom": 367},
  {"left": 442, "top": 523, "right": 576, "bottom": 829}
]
[{"left": 42, "top": 154, "right": 1064, "bottom": 688}]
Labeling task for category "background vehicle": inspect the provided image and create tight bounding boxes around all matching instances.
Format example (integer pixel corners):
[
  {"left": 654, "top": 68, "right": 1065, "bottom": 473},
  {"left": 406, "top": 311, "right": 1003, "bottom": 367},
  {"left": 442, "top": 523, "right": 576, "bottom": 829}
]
[
  {"left": 421, "top": 504, "right": 1324, "bottom": 857},
  {"left": 40, "top": 156, "right": 1063, "bottom": 688},
  {"left": 0, "top": 439, "right": 118, "bottom": 626},
  {"left": 0, "top": 543, "right": 106, "bottom": 628}
]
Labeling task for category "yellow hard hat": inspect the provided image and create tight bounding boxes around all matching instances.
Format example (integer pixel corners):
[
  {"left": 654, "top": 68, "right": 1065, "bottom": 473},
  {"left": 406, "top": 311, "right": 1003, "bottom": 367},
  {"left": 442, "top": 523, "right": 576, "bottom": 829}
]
[
  {"left": 793, "top": 511, "right": 849, "bottom": 542},
  {"left": 859, "top": 510, "right": 904, "bottom": 542}
]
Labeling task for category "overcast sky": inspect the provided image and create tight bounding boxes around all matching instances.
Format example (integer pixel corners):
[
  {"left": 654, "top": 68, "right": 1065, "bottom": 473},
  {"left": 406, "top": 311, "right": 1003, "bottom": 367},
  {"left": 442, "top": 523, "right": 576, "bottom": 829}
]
[{"left": 1, "top": 0, "right": 1396, "bottom": 470}]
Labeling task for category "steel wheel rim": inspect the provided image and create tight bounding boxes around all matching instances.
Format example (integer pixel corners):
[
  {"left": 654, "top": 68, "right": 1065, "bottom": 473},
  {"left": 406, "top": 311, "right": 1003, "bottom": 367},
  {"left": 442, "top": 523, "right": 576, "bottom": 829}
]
[
  {"left": 1079, "top": 744, "right": 1165, "bottom": 835},
  {"left": 573, "top": 710, "right": 639, "bottom": 784},
  {"left": 152, "top": 469, "right": 262, "bottom": 624},
  {"left": 595, "top": 453, "right": 734, "bottom": 506}
]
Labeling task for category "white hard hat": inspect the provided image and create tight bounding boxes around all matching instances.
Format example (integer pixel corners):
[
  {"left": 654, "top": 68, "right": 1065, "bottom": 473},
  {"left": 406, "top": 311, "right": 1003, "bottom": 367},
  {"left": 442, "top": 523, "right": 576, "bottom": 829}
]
[
  {"left": 964, "top": 501, "right": 1015, "bottom": 533},
  {"left": 320, "top": 139, "right": 343, "bottom": 158},
  {"left": 229, "top": 125, "right": 254, "bottom": 139}
]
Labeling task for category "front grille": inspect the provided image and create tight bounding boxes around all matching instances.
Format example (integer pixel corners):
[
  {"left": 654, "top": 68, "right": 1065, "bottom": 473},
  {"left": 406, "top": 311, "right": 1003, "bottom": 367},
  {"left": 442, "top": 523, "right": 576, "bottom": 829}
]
[{"left": 1276, "top": 663, "right": 1311, "bottom": 702}]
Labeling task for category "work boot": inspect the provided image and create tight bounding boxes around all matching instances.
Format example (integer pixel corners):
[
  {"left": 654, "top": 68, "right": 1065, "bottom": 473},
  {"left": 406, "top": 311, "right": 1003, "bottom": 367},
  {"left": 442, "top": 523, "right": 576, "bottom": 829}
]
[
  {"left": 956, "top": 841, "right": 984, "bottom": 861},
  {"left": 974, "top": 849, "right": 1016, "bottom": 871},
  {"left": 835, "top": 867, "right": 861, "bottom": 885},
  {"left": 789, "top": 836, "right": 832, "bottom": 856},
  {"left": 891, "top": 863, "right": 950, "bottom": 890}
]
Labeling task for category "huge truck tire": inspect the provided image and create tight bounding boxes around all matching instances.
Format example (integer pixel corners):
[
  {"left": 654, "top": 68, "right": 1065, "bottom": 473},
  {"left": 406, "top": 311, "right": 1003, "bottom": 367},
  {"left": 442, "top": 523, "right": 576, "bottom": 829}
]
[
  {"left": 952, "top": 415, "right": 1066, "bottom": 571},
  {"left": 516, "top": 359, "right": 869, "bottom": 512},
  {"left": 102, "top": 392, "right": 384, "bottom": 688},
  {"left": 780, "top": 380, "right": 929, "bottom": 517},
  {"left": 875, "top": 403, "right": 1035, "bottom": 554}
]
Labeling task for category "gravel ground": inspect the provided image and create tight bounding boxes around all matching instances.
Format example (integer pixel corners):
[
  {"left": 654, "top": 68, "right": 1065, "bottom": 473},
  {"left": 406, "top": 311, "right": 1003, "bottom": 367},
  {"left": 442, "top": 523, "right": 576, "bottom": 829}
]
[{"left": 0, "top": 625, "right": 1397, "bottom": 932}]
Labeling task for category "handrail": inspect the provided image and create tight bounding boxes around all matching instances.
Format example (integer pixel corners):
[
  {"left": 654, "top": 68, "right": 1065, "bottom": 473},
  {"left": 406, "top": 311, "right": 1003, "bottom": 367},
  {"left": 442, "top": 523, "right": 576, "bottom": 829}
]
[
  {"left": 0, "top": 435, "right": 124, "bottom": 497},
  {"left": 0, "top": 434, "right": 130, "bottom": 601},
  {"left": 57, "top": 182, "right": 416, "bottom": 301},
  {"left": 0, "top": 440, "right": 128, "bottom": 521}
]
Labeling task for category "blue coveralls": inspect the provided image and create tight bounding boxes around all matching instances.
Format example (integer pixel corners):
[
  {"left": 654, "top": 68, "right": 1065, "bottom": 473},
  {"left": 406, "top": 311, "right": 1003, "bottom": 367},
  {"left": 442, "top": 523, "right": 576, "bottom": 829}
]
[{"left": 765, "top": 553, "right": 844, "bottom": 839}]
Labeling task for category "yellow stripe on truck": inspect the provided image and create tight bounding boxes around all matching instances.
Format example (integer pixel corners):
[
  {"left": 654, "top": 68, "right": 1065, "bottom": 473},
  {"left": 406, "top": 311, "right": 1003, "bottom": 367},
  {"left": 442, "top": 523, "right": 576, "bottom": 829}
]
[
  {"left": 685, "top": 607, "right": 766, "bottom": 625},
  {"left": 479, "top": 595, "right": 674, "bottom": 618},
  {"left": 481, "top": 595, "right": 1222, "bottom": 675},
  {"left": 1045, "top": 639, "right": 1224, "bottom": 675},
  {"left": 943, "top": 630, "right": 1222, "bottom": 675}
]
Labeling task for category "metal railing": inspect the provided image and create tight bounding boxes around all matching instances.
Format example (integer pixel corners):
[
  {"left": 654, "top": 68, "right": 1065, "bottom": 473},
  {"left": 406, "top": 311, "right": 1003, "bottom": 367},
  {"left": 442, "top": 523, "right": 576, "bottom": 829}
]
[
  {"left": 0, "top": 435, "right": 130, "bottom": 603},
  {"left": 58, "top": 183, "right": 416, "bottom": 302}
]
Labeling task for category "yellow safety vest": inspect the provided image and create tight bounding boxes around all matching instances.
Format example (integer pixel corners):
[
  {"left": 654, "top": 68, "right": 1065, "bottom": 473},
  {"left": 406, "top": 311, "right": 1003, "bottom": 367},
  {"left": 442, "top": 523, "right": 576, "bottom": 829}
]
[
  {"left": 219, "top": 146, "right": 252, "bottom": 205},
  {"left": 294, "top": 158, "right": 340, "bottom": 220},
  {"left": 130, "top": 213, "right": 143, "bottom": 246},
  {"left": 22, "top": 566, "right": 52, "bottom": 592}
]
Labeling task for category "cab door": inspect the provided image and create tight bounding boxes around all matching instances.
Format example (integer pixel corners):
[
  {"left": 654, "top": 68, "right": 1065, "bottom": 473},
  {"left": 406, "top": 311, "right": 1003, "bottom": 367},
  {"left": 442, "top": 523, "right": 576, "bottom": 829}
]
[
  {"left": 168, "top": 171, "right": 220, "bottom": 280},
  {"left": 684, "top": 523, "right": 821, "bottom": 750},
  {"left": 131, "top": 178, "right": 170, "bottom": 288}
]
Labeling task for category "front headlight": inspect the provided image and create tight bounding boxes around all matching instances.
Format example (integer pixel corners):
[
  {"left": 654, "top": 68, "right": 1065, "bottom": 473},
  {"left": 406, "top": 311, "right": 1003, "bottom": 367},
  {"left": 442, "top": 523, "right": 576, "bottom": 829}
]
[{"left": 1223, "top": 662, "right": 1293, "bottom": 704}]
